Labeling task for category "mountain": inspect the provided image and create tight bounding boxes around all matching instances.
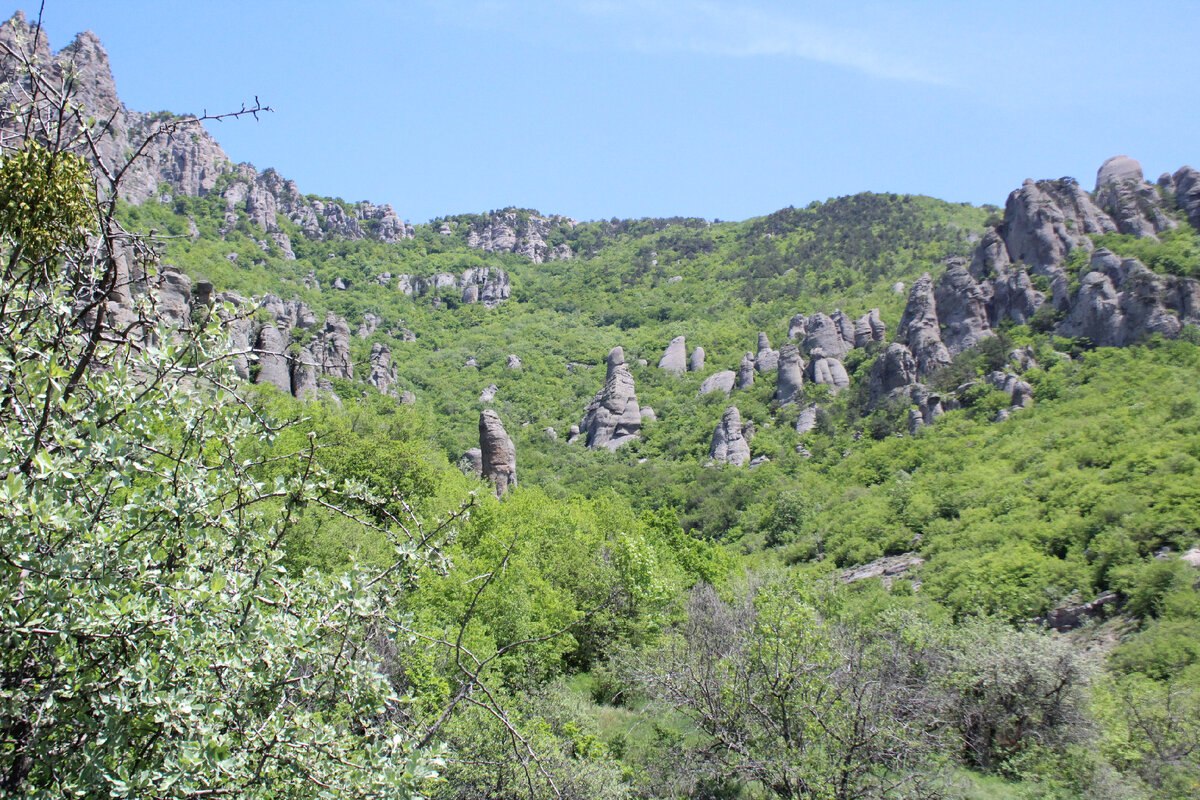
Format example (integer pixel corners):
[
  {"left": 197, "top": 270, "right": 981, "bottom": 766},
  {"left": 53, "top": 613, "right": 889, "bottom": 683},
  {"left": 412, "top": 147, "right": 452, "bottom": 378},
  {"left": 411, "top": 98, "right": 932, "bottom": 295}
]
[{"left": 3, "top": 10, "right": 1200, "bottom": 798}]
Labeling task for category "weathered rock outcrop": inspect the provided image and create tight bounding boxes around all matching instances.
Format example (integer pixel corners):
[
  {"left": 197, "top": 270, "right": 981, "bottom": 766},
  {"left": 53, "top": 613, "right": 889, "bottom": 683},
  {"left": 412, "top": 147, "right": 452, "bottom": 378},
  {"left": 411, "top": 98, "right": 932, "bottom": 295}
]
[
  {"left": 253, "top": 324, "right": 291, "bottom": 394},
  {"left": 868, "top": 343, "right": 919, "bottom": 406},
  {"left": 658, "top": 336, "right": 688, "bottom": 375},
  {"left": 809, "top": 355, "right": 850, "bottom": 394},
  {"left": 479, "top": 410, "right": 517, "bottom": 497},
  {"left": 709, "top": 407, "right": 752, "bottom": 466},
  {"left": 459, "top": 267, "right": 511, "bottom": 309},
  {"left": 1094, "top": 156, "right": 1176, "bottom": 239},
  {"left": 366, "top": 343, "right": 398, "bottom": 397},
  {"left": 1173, "top": 166, "right": 1200, "bottom": 230},
  {"left": 775, "top": 344, "right": 804, "bottom": 405},
  {"left": 787, "top": 313, "right": 807, "bottom": 340},
  {"left": 458, "top": 448, "right": 483, "bottom": 478},
  {"left": 461, "top": 209, "right": 576, "bottom": 263},
  {"left": 755, "top": 332, "right": 779, "bottom": 372},
  {"left": 580, "top": 347, "right": 642, "bottom": 450},
  {"left": 853, "top": 309, "right": 887, "bottom": 348},
  {"left": 737, "top": 352, "right": 756, "bottom": 389},
  {"left": 897, "top": 274, "right": 951, "bottom": 377},
  {"left": 313, "top": 312, "right": 353, "bottom": 381},
  {"left": 689, "top": 346, "right": 705, "bottom": 373},
  {"left": 802, "top": 312, "right": 854, "bottom": 359},
  {"left": 699, "top": 370, "right": 736, "bottom": 396},
  {"left": 933, "top": 263, "right": 992, "bottom": 355},
  {"left": 795, "top": 403, "right": 820, "bottom": 435}
]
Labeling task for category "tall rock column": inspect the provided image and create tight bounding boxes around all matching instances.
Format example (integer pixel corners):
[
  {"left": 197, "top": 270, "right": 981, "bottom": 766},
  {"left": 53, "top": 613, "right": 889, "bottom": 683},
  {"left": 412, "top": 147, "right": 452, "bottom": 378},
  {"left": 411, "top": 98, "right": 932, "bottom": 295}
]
[
  {"left": 479, "top": 410, "right": 517, "bottom": 497},
  {"left": 580, "top": 346, "right": 643, "bottom": 450}
]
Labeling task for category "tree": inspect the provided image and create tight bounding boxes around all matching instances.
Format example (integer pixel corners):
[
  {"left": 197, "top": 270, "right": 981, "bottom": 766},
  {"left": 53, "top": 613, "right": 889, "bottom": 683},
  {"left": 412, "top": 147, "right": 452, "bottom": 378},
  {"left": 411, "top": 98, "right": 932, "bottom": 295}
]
[
  {"left": 624, "top": 574, "right": 951, "bottom": 800},
  {"left": 0, "top": 17, "right": 461, "bottom": 797}
]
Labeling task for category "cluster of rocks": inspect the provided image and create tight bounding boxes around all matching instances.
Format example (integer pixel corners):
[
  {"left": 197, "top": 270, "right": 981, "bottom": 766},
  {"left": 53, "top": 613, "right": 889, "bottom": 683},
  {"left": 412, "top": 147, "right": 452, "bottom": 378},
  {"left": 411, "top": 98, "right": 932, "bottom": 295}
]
[{"left": 455, "top": 209, "right": 577, "bottom": 264}]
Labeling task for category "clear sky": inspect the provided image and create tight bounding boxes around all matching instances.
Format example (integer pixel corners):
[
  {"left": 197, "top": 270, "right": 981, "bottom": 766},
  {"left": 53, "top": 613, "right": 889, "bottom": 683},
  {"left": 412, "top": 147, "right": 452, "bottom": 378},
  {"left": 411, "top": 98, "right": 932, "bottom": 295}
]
[{"left": 26, "top": 0, "right": 1200, "bottom": 224}]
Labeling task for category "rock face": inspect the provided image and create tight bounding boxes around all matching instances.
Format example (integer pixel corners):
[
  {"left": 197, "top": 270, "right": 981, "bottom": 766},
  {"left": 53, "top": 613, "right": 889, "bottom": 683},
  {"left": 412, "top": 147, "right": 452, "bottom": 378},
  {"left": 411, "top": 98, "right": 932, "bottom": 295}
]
[
  {"left": 1094, "top": 156, "right": 1176, "bottom": 239},
  {"left": 809, "top": 356, "right": 850, "bottom": 394},
  {"left": 787, "top": 313, "right": 807, "bottom": 340},
  {"left": 1174, "top": 166, "right": 1200, "bottom": 230},
  {"left": 458, "top": 448, "right": 483, "bottom": 478},
  {"left": 462, "top": 208, "right": 576, "bottom": 263},
  {"left": 755, "top": 333, "right": 779, "bottom": 372},
  {"left": 580, "top": 347, "right": 642, "bottom": 450},
  {"left": 737, "top": 352, "right": 756, "bottom": 389},
  {"left": 709, "top": 407, "right": 752, "bottom": 466},
  {"left": 933, "top": 263, "right": 992, "bottom": 355},
  {"left": 366, "top": 343, "right": 398, "bottom": 397},
  {"left": 802, "top": 312, "right": 854, "bottom": 358},
  {"left": 853, "top": 309, "right": 887, "bottom": 348},
  {"left": 253, "top": 324, "right": 292, "bottom": 394},
  {"left": 795, "top": 403, "right": 820, "bottom": 435},
  {"left": 479, "top": 410, "right": 517, "bottom": 497},
  {"left": 699, "top": 370, "right": 736, "bottom": 396},
  {"left": 658, "top": 336, "right": 688, "bottom": 375},
  {"left": 689, "top": 346, "right": 705, "bottom": 373},
  {"left": 774, "top": 344, "right": 804, "bottom": 405},
  {"left": 897, "top": 274, "right": 951, "bottom": 377},
  {"left": 868, "top": 343, "right": 919, "bottom": 405}
]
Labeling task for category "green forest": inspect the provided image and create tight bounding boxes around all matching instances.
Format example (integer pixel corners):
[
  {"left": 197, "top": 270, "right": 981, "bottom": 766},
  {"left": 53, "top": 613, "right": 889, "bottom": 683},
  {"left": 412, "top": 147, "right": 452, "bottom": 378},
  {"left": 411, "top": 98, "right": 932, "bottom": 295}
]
[{"left": 2, "top": 18, "right": 1200, "bottom": 800}]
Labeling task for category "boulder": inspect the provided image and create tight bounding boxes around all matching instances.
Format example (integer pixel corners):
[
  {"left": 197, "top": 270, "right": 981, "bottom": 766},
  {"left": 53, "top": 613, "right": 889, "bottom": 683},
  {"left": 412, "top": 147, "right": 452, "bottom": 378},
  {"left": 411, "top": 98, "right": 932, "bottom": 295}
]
[
  {"left": 737, "top": 352, "right": 756, "bottom": 389},
  {"left": 479, "top": 383, "right": 498, "bottom": 404},
  {"left": 809, "top": 356, "right": 850, "bottom": 394},
  {"left": 755, "top": 332, "right": 779, "bottom": 372},
  {"left": 709, "top": 406, "right": 752, "bottom": 466},
  {"left": 458, "top": 448, "right": 483, "bottom": 478},
  {"left": 795, "top": 403, "right": 820, "bottom": 435},
  {"left": 803, "top": 312, "right": 853, "bottom": 358},
  {"left": 699, "top": 370, "right": 736, "bottom": 396},
  {"left": 506, "top": 354, "right": 522, "bottom": 370},
  {"left": 853, "top": 309, "right": 886, "bottom": 348},
  {"left": 988, "top": 267, "right": 1045, "bottom": 326},
  {"left": 640, "top": 406, "right": 657, "bottom": 422},
  {"left": 774, "top": 344, "right": 804, "bottom": 405},
  {"left": 658, "top": 335, "right": 688, "bottom": 375},
  {"left": 290, "top": 346, "right": 319, "bottom": 401},
  {"left": 868, "top": 343, "right": 918, "bottom": 406},
  {"left": 787, "top": 313, "right": 807, "bottom": 340},
  {"left": 689, "top": 346, "right": 705, "bottom": 373},
  {"left": 479, "top": 410, "right": 517, "bottom": 497}
]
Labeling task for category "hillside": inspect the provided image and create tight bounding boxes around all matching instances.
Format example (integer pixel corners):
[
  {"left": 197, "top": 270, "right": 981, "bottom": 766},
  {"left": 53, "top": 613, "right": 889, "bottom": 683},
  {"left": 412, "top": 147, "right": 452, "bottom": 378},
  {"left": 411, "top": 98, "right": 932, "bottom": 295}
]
[{"left": 2, "top": 9, "right": 1199, "bottom": 800}]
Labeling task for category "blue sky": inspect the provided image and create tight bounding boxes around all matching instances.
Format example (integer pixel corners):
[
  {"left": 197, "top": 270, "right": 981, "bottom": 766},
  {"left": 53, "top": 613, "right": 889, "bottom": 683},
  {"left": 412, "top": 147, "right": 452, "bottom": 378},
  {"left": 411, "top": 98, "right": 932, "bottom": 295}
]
[{"left": 29, "top": 1, "right": 1200, "bottom": 224}]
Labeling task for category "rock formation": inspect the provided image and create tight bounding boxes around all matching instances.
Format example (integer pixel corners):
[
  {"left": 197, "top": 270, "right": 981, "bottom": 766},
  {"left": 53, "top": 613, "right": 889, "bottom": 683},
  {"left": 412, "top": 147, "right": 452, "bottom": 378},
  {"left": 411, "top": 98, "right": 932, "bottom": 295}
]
[
  {"left": 853, "top": 309, "right": 886, "bottom": 348},
  {"left": 689, "top": 346, "right": 705, "bottom": 373},
  {"left": 1094, "top": 156, "right": 1176, "bottom": 238},
  {"left": 809, "top": 354, "right": 850, "bottom": 394},
  {"left": 461, "top": 208, "right": 576, "bottom": 263},
  {"left": 897, "top": 274, "right": 951, "bottom": 377},
  {"left": 709, "top": 407, "right": 752, "bottom": 466},
  {"left": 366, "top": 343, "right": 398, "bottom": 397},
  {"left": 755, "top": 332, "right": 779, "bottom": 372},
  {"left": 580, "top": 347, "right": 642, "bottom": 450},
  {"left": 737, "top": 352, "right": 756, "bottom": 389},
  {"left": 933, "top": 263, "right": 992, "bottom": 355},
  {"left": 699, "top": 370, "right": 736, "bottom": 396},
  {"left": 795, "top": 403, "right": 820, "bottom": 435},
  {"left": 479, "top": 410, "right": 517, "bottom": 497},
  {"left": 802, "top": 312, "right": 853, "bottom": 359},
  {"left": 1173, "top": 166, "right": 1200, "bottom": 230},
  {"left": 458, "top": 448, "right": 483, "bottom": 478},
  {"left": 658, "top": 336, "right": 688, "bottom": 375},
  {"left": 774, "top": 344, "right": 804, "bottom": 405}
]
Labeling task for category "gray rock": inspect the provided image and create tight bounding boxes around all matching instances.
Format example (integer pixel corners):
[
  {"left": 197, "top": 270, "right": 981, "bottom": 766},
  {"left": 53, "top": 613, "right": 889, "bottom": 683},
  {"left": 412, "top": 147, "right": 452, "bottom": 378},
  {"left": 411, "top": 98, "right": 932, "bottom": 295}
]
[
  {"left": 755, "top": 332, "right": 779, "bottom": 372},
  {"left": 831, "top": 310, "right": 856, "bottom": 350},
  {"left": 839, "top": 553, "right": 924, "bottom": 589},
  {"left": 465, "top": 356, "right": 478, "bottom": 370},
  {"left": 897, "top": 273, "right": 951, "bottom": 377},
  {"left": 366, "top": 342, "right": 398, "bottom": 397},
  {"left": 868, "top": 343, "right": 919, "bottom": 406},
  {"left": 774, "top": 343, "right": 804, "bottom": 405},
  {"left": 153, "top": 266, "right": 193, "bottom": 329},
  {"left": 357, "top": 312, "right": 381, "bottom": 338},
  {"left": 853, "top": 309, "right": 886, "bottom": 348},
  {"left": 934, "top": 263, "right": 992, "bottom": 355},
  {"left": 1173, "top": 166, "right": 1200, "bottom": 230},
  {"left": 987, "top": 371, "right": 1033, "bottom": 408},
  {"left": 566, "top": 424, "right": 581, "bottom": 444},
  {"left": 1094, "top": 156, "right": 1176, "bottom": 238},
  {"left": 253, "top": 324, "right": 291, "bottom": 394},
  {"left": 699, "top": 370, "right": 736, "bottom": 396},
  {"left": 479, "top": 384, "right": 498, "bottom": 404},
  {"left": 458, "top": 448, "right": 483, "bottom": 478},
  {"left": 543, "top": 427, "right": 557, "bottom": 440},
  {"left": 710, "top": 406, "right": 752, "bottom": 466},
  {"left": 479, "top": 409, "right": 517, "bottom": 497},
  {"left": 907, "top": 408, "right": 925, "bottom": 435},
  {"left": 1010, "top": 347, "right": 1038, "bottom": 372},
  {"left": 748, "top": 456, "right": 770, "bottom": 469},
  {"left": 640, "top": 406, "right": 657, "bottom": 422},
  {"left": 313, "top": 312, "right": 354, "bottom": 380},
  {"left": 803, "top": 312, "right": 853, "bottom": 359},
  {"left": 463, "top": 209, "right": 576, "bottom": 264},
  {"left": 1002, "top": 177, "right": 1114, "bottom": 273},
  {"left": 892, "top": 282, "right": 906, "bottom": 295},
  {"left": 968, "top": 227, "right": 1012, "bottom": 279},
  {"left": 795, "top": 403, "right": 820, "bottom": 435},
  {"left": 689, "top": 346, "right": 705, "bottom": 373},
  {"left": 506, "top": 354, "right": 522, "bottom": 370},
  {"left": 737, "top": 352, "right": 756, "bottom": 389},
  {"left": 658, "top": 335, "right": 688, "bottom": 375},
  {"left": 580, "top": 347, "right": 642, "bottom": 450},
  {"left": 460, "top": 266, "right": 512, "bottom": 308},
  {"left": 399, "top": 390, "right": 416, "bottom": 405},
  {"left": 988, "top": 266, "right": 1045, "bottom": 326},
  {"left": 787, "top": 313, "right": 807, "bottom": 340},
  {"left": 809, "top": 356, "right": 850, "bottom": 394}
]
